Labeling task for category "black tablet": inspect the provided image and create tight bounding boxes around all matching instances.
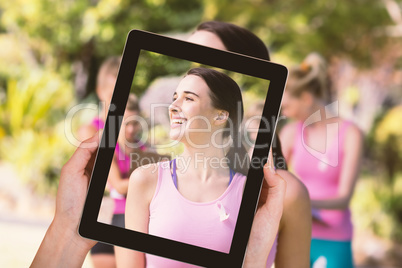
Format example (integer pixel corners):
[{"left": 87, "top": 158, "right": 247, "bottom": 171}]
[{"left": 79, "top": 29, "right": 287, "bottom": 268}]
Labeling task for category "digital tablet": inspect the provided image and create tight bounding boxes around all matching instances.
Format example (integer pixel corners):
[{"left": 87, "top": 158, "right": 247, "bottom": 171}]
[{"left": 79, "top": 29, "right": 287, "bottom": 268}]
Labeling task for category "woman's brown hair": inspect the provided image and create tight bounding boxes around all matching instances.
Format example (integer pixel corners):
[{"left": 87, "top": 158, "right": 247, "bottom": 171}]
[{"left": 286, "top": 52, "right": 331, "bottom": 103}]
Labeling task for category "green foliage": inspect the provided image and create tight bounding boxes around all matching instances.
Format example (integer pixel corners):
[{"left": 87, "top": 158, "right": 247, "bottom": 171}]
[
  {"left": 352, "top": 174, "right": 402, "bottom": 242},
  {"left": 147, "top": 124, "right": 184, "bottom": 157},
  {"left": 0, "top": 0, "right": 204, "bottom": 97},
  {"left": 0, "top": 72, "right": 73, "bottom": 135},
  {"left": 0, "top": 0, "right": 203, "bottom": 68},
  {"left": 360, "top": 105, "right": 402, "bottom": 242},
  {"left": 0, "top": 127, "right": 75, "bottom": 194},
  {"left": 366, "top": 106, "right": 402, "bottom": 186},
  {"left": 133, "top": 50, "right": 192, "bottom": 95},
  {"left": 0, "top": 70, "right": 76, "bottom": 194},
  {"left": 0, "top": 5, "right": 399, "bottom": 244},
  {"left": 202, "top": 0, "right": 392, "bottom": 66},
  {"left": 0, "top": 0, "right": 205, "bottom": 193}
]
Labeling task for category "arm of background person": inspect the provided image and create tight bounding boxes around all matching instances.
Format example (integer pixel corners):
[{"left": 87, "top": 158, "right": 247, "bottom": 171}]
[
  {"left": 108, "top": 150, "right": 171, "bottom": 196},
  {"left": 310, "top": 124, "right": 363, "bottom": 210},
  {"left": 116, "top": 164, "right": 158, "bottom": 268},
  {"left": 274, "top": 170, "right": 311, "bottom": 268},
  {"left": 107, "top": 155, "right": 130, "bottom": 195}
]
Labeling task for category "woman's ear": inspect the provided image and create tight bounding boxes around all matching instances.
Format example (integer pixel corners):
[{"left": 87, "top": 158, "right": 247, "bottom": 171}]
[{"left": 214, "top": 110, "right": 229, "bottom": 126}]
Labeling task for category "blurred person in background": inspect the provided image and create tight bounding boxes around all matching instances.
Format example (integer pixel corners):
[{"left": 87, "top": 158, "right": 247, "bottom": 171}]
[
  {"left": 188, "top": 21, "right": 311, "bottom": 267},
  {"left": 79, "top": 56, "right": 122, "bottom": 268},
  {"left": 118, "top": 21, "right": 310, "bottom": 268},
  {"left": 280, "top": 53, "right": 363, "bottom": 268},
  {"left": 79, "top": 57, "right": 155, "bottom": 268},
  {"left": 78, "top": 56, "right": 121, "bottom": 141}
]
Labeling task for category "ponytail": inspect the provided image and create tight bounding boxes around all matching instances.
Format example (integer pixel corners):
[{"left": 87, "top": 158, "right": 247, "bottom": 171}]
[{"left": 287, "top": 52, "right": 331, "bottom": 103}]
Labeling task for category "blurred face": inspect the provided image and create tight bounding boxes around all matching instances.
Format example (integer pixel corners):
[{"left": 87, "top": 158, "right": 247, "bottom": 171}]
[
  {"left": 97, "top": 74, "right": 116, "bottom": 102},
  {"left": 169, "top": 75, "right": 221, "bottom": 146},
  {"left": 118, "top": 110, "right": 142, "bottom": 146},
  {"left": 187, "top": 30, "right": 227, "bottom": 51},
  {"left": 281, "top": 91, "right": 308, "bottom": 120},
  {"left": 96, "top": 74, "right": 117, "bottom": 113}
]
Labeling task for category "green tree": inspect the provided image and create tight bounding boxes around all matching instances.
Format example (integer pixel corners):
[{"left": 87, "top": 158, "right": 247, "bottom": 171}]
[
  {"left": 0, "top": 0, "right": 204, "bottom": 97},
  {"left": 202, "top": 0, "right": 394, "bottom": 65}
]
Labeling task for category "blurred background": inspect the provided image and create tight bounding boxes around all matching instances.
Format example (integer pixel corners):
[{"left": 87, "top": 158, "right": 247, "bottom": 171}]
[{"left": 0, "top": 0, "right": 401, "bottom": 267}]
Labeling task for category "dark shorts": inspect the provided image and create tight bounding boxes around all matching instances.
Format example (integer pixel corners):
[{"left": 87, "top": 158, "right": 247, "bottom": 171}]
[{"left": 90, "top": 214, "right": 125, "bottom": 255}]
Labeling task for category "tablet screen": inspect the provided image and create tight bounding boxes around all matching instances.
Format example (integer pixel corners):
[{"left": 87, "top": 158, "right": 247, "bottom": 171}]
[
  {"left": 98, "top": 49, "right": 270, "bottom": 254},
  {"left": 79, "top": 30, "right": 286, "bottom": 268}
]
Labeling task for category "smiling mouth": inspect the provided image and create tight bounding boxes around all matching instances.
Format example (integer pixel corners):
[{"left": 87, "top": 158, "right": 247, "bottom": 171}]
[{"left": 171, "top": 119, "right": 186, "bottom": 125}]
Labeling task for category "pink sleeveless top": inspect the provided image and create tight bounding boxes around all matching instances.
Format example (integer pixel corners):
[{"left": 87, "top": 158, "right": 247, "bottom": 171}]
[
  {"left": 112, "top": 143, "right": 131, "bottom": 214},
  {"left": 145, "top": 161, "right": 277, "bottom": 268},
  {"left": 92, "top": 117, "right": 145, "bottom": 214},
  {"left": 291, "top": 120, "right": 353, "bottom": 241}
]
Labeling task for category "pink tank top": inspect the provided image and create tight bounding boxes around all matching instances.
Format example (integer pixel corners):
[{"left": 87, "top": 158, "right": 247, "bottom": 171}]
[
  {"left": 112, "top": 143, "right": 131, "bottom": 214},
  {"left": 291, "top": 120, "right": 353, "bottom": 241},
  {"left": 145, "top": 161, "right": 277, "bottom": 267},
  {"left": 92, "top": 117, "right": 146, "bottom": 214},
  {"left": 92, "top": 117, "right": 105, "bottom": 130}
]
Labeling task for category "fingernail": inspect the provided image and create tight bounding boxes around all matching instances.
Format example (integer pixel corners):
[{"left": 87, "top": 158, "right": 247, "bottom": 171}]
[{"left": 269, "top": 165, "right": 276, "bottom": 174}]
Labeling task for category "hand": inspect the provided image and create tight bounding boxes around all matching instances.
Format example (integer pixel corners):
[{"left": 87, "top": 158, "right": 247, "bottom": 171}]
[
  {"left": 312, "top": 209, "right": 328, "bottom": 226},
  {"left": 244, "top": 150, "right": 287, "bottom": 267},
  {"left": 31, "top": 132, "right": 101, "bottom": 267},
  {"left": 53, "top": 130, "right": 101, "bottom": 249}
]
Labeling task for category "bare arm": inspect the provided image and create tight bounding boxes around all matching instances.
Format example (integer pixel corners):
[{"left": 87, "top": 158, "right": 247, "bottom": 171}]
[
  {"left": 275, "top": 170, "right": 311, "bottom": 268},
  {"left": 117, "top": 164, "right": 158, "bottom": 268},
  {"left": 107, "top": 155, "right": 130, "bottom": 195},
  {"left": 311, "top": 124, "right": 363, "bottom": 210},
  {"left": 279, "top": 122, "right": 297, "bottom": 163}
]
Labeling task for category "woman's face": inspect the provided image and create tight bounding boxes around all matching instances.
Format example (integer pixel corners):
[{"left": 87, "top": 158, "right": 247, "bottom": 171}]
[
  {"left": 169, "top": 75, "right": 221, "bottom": 146},
  {"left": 187, "top": 30, "right": 227, "bottom": 51},
  {"left": 96, "top": 74, "right": 116, "bottom": 106},
  {"left": 281, "top": 91, "right": 308, "bottom": 120},
  {"left": 118, "top": 109, "right": 142, "bottom": 146}
]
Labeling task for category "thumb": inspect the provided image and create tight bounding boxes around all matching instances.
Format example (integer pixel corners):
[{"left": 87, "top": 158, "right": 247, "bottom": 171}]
[
  {"left": 263, "top": 164, "right": 286, "bottom": 193},
  {"left": 262, "top": 162, "right": 287, "bottom": 211},
  {"left": 63, "top": 131, "right": 102, "bottom": 174}
]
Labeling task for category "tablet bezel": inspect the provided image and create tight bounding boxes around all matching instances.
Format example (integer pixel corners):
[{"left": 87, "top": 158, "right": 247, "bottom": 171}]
[{"left": 79, "top": 29, "right": 287, "bottom": 268}]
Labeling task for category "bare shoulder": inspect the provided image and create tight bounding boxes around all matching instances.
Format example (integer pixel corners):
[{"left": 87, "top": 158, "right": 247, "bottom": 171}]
[
  {"left": 279, "top": 121, "right": 298, "bottom": 147},
  {"left": 129, "top": 163, "right": 160, "bottom": 200},
  {"left": 130, "top": 163, "right": 159, "bottom": 185},
  {"left": 277, "top": 169, "right": 310, "bottom": 231},
  {"left": 277, "top": 169, "right": 310, "bottom": 205},
  {"left": 344, "top": 121, "right": 363, "bottom": 140},
  {"left": 280, "top": 121, "right": 298, "bottom": 137},
  {"left": 275, "top": 170, "right": 311, "bottom": 267}
]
